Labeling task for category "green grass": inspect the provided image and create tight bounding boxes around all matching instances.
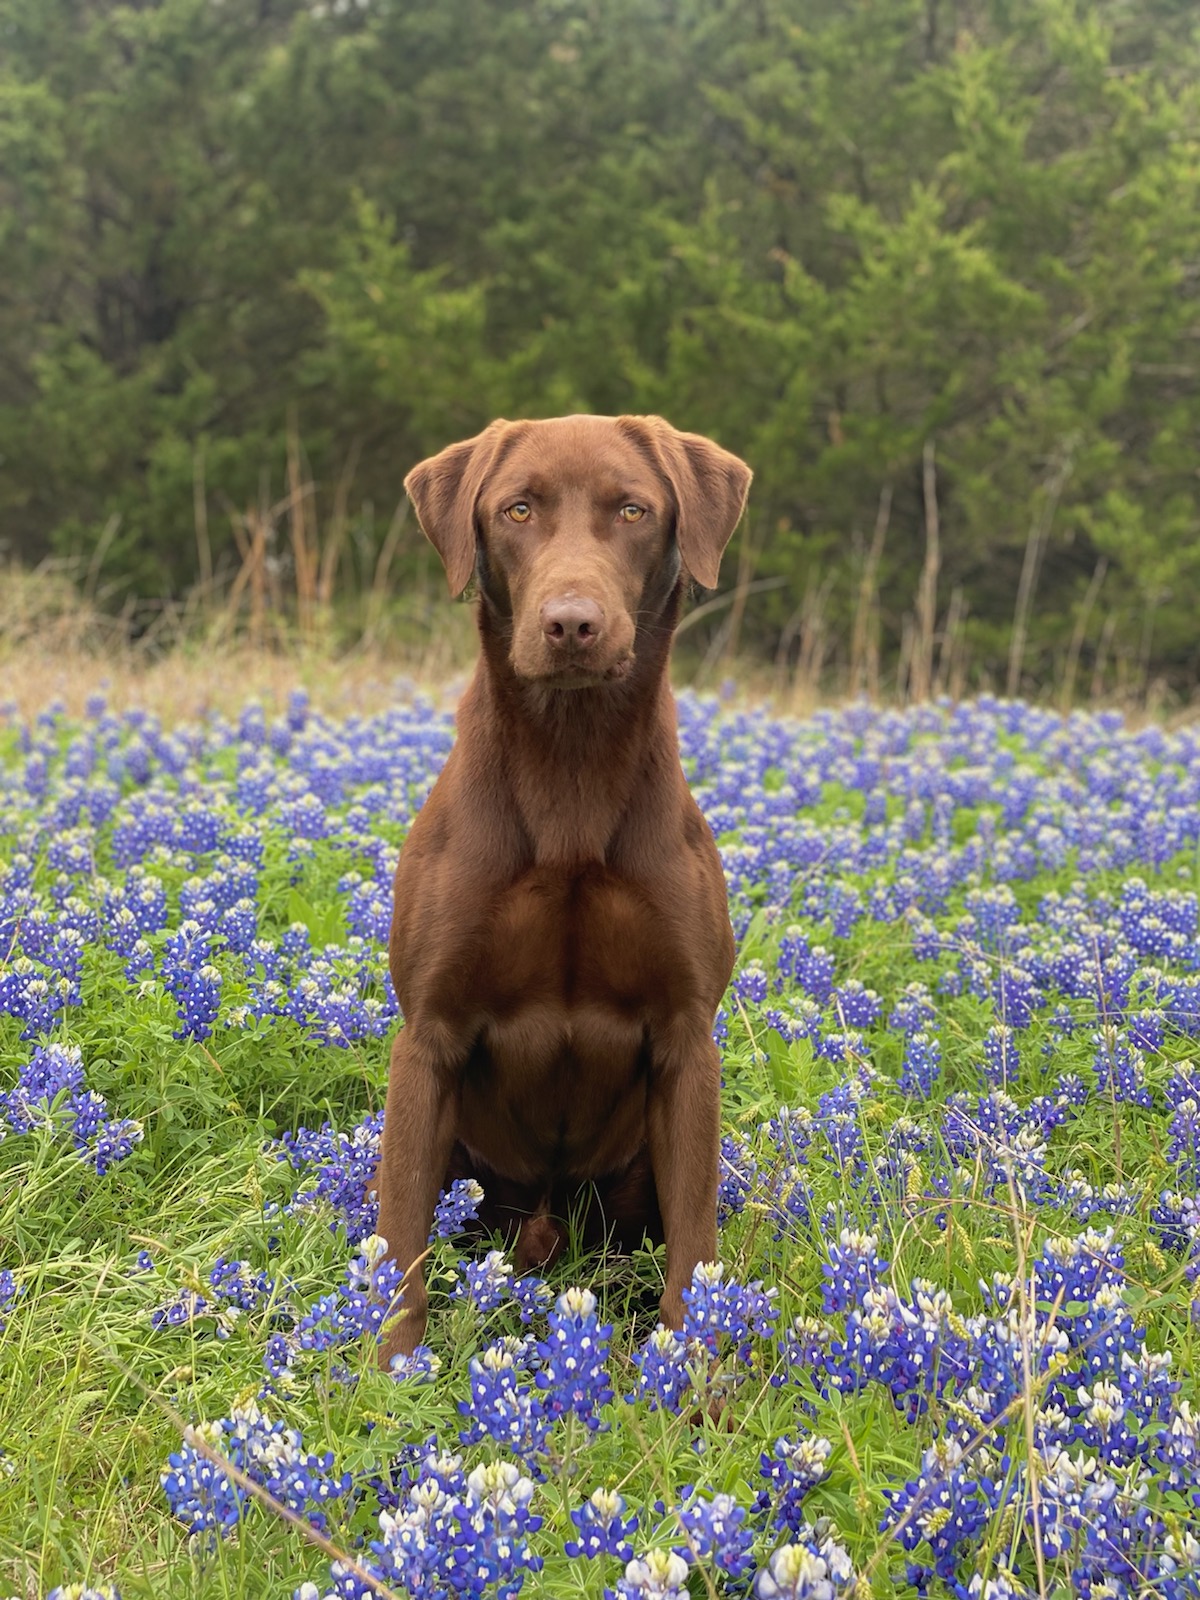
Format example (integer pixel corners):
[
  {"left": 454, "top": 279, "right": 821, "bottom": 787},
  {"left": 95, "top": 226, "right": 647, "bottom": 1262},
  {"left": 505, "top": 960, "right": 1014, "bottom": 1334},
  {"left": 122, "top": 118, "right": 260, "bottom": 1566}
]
[{"left": 3, "top": 714, "right": 1200, "bottom": 1598}]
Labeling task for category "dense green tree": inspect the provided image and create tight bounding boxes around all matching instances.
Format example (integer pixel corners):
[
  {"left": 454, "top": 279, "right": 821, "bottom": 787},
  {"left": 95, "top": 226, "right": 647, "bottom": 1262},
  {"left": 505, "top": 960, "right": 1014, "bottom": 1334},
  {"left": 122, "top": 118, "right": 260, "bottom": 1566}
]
[{"left": 0, "top": 0, "right": 1197, "bottom": 694}]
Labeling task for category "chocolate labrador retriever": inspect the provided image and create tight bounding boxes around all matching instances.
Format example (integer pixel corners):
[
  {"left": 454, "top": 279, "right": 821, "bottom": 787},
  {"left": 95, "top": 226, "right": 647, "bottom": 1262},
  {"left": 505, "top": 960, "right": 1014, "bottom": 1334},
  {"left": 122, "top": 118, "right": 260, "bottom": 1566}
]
[{"left": 375, "top": 413, "right": 751, "bottom": 1364}]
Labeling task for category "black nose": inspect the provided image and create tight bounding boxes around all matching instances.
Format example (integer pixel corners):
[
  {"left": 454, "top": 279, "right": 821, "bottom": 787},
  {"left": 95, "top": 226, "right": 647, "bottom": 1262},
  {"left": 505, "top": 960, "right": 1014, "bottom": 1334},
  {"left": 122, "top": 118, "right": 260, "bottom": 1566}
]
[{"left": 540, "top": 595, "right": 604, "bottom": 651}]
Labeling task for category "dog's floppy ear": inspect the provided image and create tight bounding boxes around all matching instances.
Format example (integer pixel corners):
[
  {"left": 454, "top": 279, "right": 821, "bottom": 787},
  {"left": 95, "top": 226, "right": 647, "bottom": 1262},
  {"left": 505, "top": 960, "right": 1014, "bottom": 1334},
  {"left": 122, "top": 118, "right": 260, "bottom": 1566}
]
[
  {"left": 404, "top": 421, "right": 510, "bottom": 597},
  {"left": 622, "top": 416, "right": 752, "bottom": 590}
]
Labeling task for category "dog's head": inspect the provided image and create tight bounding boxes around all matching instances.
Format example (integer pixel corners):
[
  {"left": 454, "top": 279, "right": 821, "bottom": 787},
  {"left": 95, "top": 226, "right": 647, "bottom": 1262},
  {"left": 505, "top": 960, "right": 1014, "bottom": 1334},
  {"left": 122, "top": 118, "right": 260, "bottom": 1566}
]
[{"left": 404, "top": 414, "right": 752, "bottom": 687}]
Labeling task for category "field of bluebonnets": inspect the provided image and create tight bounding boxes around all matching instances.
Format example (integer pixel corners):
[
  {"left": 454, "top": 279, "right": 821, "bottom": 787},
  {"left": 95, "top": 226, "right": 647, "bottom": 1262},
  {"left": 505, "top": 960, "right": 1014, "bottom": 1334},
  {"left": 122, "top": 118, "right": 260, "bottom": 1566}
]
[{"left": 7, "top": 683, "right": 1200, "bottom": 1600}]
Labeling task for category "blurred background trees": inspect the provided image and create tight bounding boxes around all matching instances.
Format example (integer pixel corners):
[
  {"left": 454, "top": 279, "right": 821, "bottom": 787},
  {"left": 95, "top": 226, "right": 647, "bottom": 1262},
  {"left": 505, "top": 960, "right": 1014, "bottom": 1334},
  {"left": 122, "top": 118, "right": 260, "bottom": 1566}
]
[{"left": 2, "top": 0, "right": 1198, "bottom": 698}]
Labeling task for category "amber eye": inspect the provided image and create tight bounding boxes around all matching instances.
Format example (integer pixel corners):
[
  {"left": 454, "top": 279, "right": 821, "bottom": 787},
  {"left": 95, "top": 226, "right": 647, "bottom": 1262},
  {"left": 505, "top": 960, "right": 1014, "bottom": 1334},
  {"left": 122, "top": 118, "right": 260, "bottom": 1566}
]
[
  {"left": 505, "top": 502, "right": 532, "bottom": 523},
  {"left": 619, "top": 504, "right": 645, "bottom": 522}
]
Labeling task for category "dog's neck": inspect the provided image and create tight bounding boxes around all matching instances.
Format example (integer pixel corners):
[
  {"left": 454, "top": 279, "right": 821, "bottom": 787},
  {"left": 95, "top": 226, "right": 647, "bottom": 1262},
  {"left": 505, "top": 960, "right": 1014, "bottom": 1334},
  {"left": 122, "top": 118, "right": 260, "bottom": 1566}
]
[{"left": 465, "top": 584, "right": 683, "bottom": 869}]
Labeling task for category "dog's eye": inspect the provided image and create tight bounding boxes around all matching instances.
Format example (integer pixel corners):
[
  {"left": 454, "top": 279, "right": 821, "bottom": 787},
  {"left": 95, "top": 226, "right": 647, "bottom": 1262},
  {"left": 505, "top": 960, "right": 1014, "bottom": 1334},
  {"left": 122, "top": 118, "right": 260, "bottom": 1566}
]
[
  {"left": 505, "top": 502, "right": 532, "bottom": 523},
  {"left": 618, "top": 504, "right": 645, "bottom": 523}
]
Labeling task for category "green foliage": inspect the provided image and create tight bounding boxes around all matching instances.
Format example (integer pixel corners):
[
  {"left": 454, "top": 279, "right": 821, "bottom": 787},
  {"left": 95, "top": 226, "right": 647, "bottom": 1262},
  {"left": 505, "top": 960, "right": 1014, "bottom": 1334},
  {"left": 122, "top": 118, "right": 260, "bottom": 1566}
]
[{"left": 1, "top": 0, "right": 1198, "bottom": 689}]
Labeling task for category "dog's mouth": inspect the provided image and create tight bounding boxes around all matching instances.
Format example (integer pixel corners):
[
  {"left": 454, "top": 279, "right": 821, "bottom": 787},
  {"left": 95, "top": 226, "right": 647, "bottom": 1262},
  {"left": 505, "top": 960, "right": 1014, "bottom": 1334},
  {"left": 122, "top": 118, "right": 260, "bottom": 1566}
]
[{"left": 520, "top": 654, "right": 634, "bottom": 690}]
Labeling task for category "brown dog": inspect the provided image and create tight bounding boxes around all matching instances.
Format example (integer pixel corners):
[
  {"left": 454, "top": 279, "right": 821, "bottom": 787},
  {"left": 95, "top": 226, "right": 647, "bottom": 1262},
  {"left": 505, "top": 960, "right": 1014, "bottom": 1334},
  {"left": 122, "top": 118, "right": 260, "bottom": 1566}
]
[{"left": 374, "top": 413, "right": 751, "bottom": 1365}]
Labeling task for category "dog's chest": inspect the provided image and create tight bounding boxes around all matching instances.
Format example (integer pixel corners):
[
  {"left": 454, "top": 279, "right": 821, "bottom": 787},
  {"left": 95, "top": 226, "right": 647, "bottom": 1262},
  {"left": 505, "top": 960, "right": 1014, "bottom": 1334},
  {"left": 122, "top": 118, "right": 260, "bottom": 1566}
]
[
  {"left": 477, "top": 864, "right": 677, "bottom": 1018},
  {"left": 455, "top": 865, "right": 680, "bottom": 1176},
  {"left": 448, "top": 864, "right": 710, "bottom": 1177}
]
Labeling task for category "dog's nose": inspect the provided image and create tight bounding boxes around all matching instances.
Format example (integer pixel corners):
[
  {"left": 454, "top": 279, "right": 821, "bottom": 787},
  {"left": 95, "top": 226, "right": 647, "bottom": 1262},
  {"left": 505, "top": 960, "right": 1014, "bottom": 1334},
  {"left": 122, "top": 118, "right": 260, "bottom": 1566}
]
[{"left": 540, "top": 596, "right": 604, "bottom": 651}]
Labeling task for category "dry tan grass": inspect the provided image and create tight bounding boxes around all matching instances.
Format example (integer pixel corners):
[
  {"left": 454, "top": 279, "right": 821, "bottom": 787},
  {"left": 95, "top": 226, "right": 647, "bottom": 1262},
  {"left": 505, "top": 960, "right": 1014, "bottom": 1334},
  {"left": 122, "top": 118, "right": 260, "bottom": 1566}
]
[
  {"left": 0, "top": 643, "right": 458, "bottom": 722},
  {"left": 0, "top": 562, "right": 481, "bottom": 721},
  {"left": 3, "top": 559, "right": 1198, "bottom": 727}
]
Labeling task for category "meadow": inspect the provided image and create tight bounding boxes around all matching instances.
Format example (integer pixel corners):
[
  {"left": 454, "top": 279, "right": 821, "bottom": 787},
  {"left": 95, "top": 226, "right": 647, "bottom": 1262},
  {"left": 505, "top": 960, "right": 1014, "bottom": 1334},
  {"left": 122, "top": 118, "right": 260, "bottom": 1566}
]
[{"left": 4, "top": 677, "right": 1200, "bottom": 1600}]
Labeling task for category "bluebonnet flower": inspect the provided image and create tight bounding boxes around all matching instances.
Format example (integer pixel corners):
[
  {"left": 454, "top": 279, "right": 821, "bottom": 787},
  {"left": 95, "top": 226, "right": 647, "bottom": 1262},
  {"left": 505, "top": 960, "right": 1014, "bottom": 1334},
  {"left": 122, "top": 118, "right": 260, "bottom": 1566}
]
[
  {"left": 104, "top": 903, "right": 142, "bottom": 959},
  {"left": 1069, "top": 1376, "right": 1142, "bottom": 1465},
  {"left": 510, "top": 1273, "right": 554, "bottom": 1324},
  {"left": 0, "top": 1043, "right": 143, "bottom": 1174},
  {"left": 717, "top": 1132, "right": 757, "bottom": 1224},
  {"left": 823, "top": 1273, "right": 972, "bottom": 1422},
  {"left": 0, "top": 958, "right": 66, "bottom": 1036},
  {"left": 762, "top": 1105, "right": 814, "bottom": 1164},
  {"left": 678, "top": 1491, "right": 755, "bottom": 1577},
  {"left": 565, "top": 1487, "right": 638, "bottom": 1559},
  {"left": 1035, "top": 1445, "right": 1119, "bottom": 1560},
  {"left": 1056, "top": 1071, "right": 1089, "bottom": 1106},
  {"left": 389, "top": 1344, "right": 441, "bottom": 1383},
  {"left": 278, "top": 1111, "right": 384, "bottom": 1239},
  {"left": 908, "top": 914, "right": 943, "bottom": 961},
  {"left": 991, "top": 963, "right": 1039, "bottom": 1029},
  {"left": 127, "top": 869, "right": 168, "bottom": 933},
  {"left": 208, "top": 1257, "right": 273, "bottom": 1312},
  {"left": 882, "top": 1438, "right": 1009, "bottom": 1580},
  {"left": 898, "top": 1031, "right": 941, "bottom": 1098},
  {"left": 768, "top": 1183, "right": 816, "bottom": 1248},
  {"left": 1128, "top": 1006, "right": 1166, "bottom": 1052},
  {"left": 161, "top": 919, "right": 211, "bottom": 994},
  {"left": 963, "top": 885, "right": 1022, "bottom": 950},
  {"left": 777, "top": 1314, "right": 830, "bottom": 1382},
  {"left": 536, "top": 1287, "right": 613, "bottom": 1428},
  {"left": 458, "top": 1341, "right": 551, "bottom": 1460},
  {"left": 264, "top": 1332, "right": 293, "bottom": 1382},
  {"left": 90, "top": 1109, "right": 144, "bottom": 1173},
  {"left": 369, "top": 1454, "right": 543, "bottom": 1600},
  {"left": 221, "top": 898, "right": 258, "bottom": 953},
  {"left": 174, "top": 963, "right": 223, "bottom": 1041},
  {"left": 45, "top": 1587, "right": 123, "bottom": 1600},
  {"left": 609, "top": 1548, "right": 691, "bottom": 1600},
  {"left": 305, "top": 1236, "right": 403, "bottom": 1346},
  {"left": 758, "top": 1435, "right": 834, "bottom": 1533},
  {"left": 160, "top": 1424, "right": 251, "bottom": 1535},
  {"left": 1092, "top": 1031, "right": 1153, "bottom": 1106},
  {"left": 817, "top": 1028, "right": 864, "bottom": 1065},
  {"left": 344, "top": 877, "right": 393, "bottom": 943},
  {"left": 831, "top": 979, "right": 881, "bottom": 1029},
  {"left": 796, "top": 946, "right": 836, "bottom": 1004},
  {"left": 1168, "top": 1094, "right": 1200, "bottom": 1188},
  {"left": 261, "top": 1236, "right": 403, "bottom": 1380},
  {"left": 281, "top": 922, "right": 313, "bottom": 961},
  {"left": 962, "top": 1577, "right": 1033, "bottom": 1600},
  {"left": 1057, "top": 1171, "right": 1140, "bottom": 1222},
  {"left": 814, "top": 1083, "right": 865, "bottom": 1172},
  {"left": 1158, "top": 1398, "right": 1200, "bottom": 1491},
  {"left": 124, "top": 938, "right": 155, "bottom": 982},
  {"left": 682, "top": 1261, "right": 779, "bottom": 1359},
  {"left": 770, "top": 994, "right": 824, "bottom": 1047},
  {"left": 1151, "top": 1191, "right": 1200, "bottom": 1273},
  {"left": 151, "top": 1287, "right": 212, "bottom": 1334},
  {"left": 982, "top": 1024, "right": 1018, "bottom": 1087},
  {"left": 1033, "top": 1227, "right": 1124, "bottom": 1305},
  {"left": 161, "top": 1401, "right": 351, "bottom": 1538},
  {"left": 821, "top": 1228, "right": 886, "bottom": 1315},
  {"left": 0, "top": 1269, "right": 23, "bottom": 1334},
  {"left": 630, "top": 1325, "right": 692, "bottom": 1413},
  {"left": 430, "top": 1177, "right": 485, "bottom": 1239},
  {"left": 454, "top": 1249, "right": 515, "bottom": 1315},
  {"left": 733, "top": 961, "right": 770, "bottom": 1006},
  {"left": 753, "top": 1526, "right": 856, "bottom": 1599},
  {"left": 1, "top": 1040, "right": 86, "bottom": 1130},
  {"left": 775, "top": 929, "right": 810, "bottom": 990}
]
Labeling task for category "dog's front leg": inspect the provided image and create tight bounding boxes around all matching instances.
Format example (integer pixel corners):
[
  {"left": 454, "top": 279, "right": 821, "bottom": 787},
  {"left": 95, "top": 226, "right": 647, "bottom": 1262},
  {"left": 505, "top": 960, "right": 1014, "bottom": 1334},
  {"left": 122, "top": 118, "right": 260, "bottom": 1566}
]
[
  {"left": 646, "top": 1027, "right": 721, "bottom": 1332},
  {"left": 374, "top": 1027, "right": 458, "bottom": 1369}
]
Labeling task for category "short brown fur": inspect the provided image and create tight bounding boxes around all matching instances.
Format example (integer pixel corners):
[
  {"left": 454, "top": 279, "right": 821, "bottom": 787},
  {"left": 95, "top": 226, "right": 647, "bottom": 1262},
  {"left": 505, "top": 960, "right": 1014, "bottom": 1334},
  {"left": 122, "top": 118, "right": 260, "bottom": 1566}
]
[{"left": 374, "top": 414, "right": 752, "bottom": 1364}]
